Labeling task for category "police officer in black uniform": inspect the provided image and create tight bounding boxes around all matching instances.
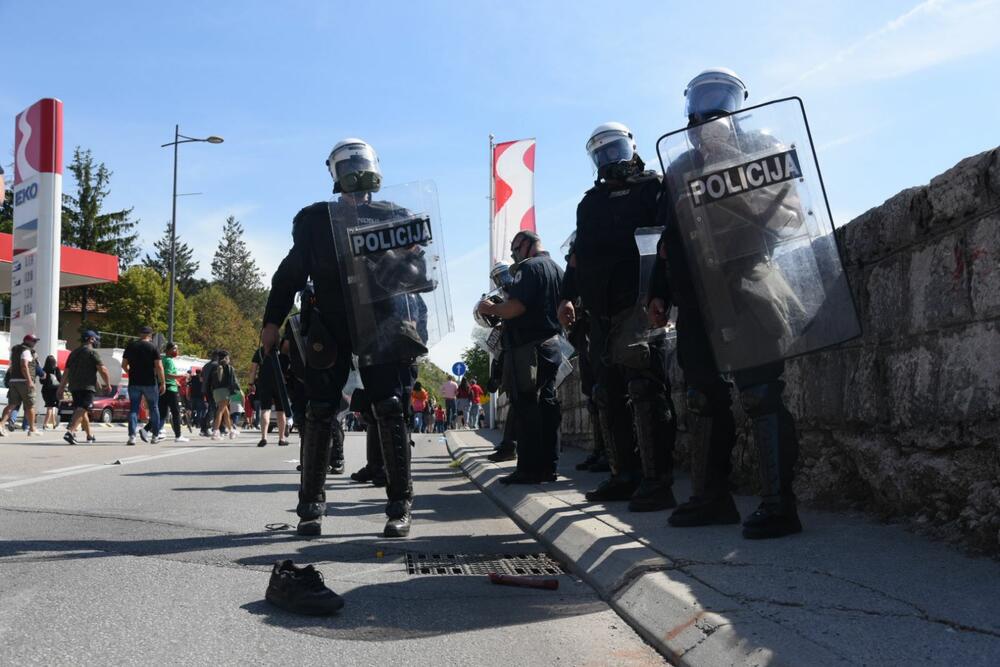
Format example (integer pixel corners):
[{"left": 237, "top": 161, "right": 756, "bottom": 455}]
[
  {"left": 262, "top": 138, "right": 426, "bottom": 538},
  {"left": 559, "top": 123, "right": 677, "bottom": 512},
  {"left": 477, "top": 231, "right": 563, "bottom": 484},
  {"left": 648, "top": 68, "right": 802, "bottom": 539}
]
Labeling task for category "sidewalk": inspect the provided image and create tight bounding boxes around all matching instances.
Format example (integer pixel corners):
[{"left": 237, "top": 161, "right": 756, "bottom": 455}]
[{"left": 447, "top": 429, "right": 1000, "bottom": 666}]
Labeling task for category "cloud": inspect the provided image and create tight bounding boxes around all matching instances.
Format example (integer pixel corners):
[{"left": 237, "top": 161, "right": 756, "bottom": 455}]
[{"left": 784, "top": 0, "right": 1000, "bottom": 89}]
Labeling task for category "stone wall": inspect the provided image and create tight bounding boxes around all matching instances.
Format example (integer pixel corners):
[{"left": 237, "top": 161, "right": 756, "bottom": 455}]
[{"left": 550, "top": 147, "right": 1000, "bottom": 555}]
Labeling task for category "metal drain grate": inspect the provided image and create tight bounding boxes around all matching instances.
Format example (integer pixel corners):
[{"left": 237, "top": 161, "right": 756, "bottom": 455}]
[{"left": 404, "top": 552, "right": 565, "bottom": 576}]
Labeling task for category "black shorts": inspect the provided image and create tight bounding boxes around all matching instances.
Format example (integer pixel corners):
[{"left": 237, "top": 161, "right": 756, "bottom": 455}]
[
  {"left": 255, "top": 382, "right": 282, "bottom": 412},
  {"left": 72, "top": 390, "right": 95, "bottom": 410}
]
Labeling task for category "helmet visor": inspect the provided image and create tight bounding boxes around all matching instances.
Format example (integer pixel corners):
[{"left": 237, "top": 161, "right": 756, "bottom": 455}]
[
  {"left": 686, "top": 81, "right": 744, "bottom": 123},
  {"left": 589, "top": 136, "right": 635, "bottom": 168}
]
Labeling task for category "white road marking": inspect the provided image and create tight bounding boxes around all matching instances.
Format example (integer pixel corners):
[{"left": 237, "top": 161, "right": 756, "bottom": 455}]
[
  {"left": 0, "top": 448, "right": 210, "bottom": 490},
  {"left": 43, "top": 463, "right": 100, "bottom": 474}
]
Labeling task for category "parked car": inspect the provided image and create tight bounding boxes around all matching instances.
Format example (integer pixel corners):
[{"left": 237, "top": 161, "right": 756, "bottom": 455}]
[{"left": 59, "top": 385, "right": 148, "bottom": 424}]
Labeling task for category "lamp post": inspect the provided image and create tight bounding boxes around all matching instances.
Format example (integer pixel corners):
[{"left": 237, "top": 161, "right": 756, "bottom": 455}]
[{"left": 161, "top": 126, "right": 223, "bottom": 343}]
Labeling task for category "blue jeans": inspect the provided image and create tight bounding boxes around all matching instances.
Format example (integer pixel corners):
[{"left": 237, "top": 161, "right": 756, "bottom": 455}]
[
  {"left": 412, "top": 412, "right": 424, "bottom": 433},
  {"left": 468, "top": 402, "right": 480, "bottom": 429},
  {"left": 128, "top": 385, "right": 161, "bottom": 437}
]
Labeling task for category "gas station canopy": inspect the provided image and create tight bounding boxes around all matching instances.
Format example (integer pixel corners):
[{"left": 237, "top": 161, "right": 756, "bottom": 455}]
[{"left": 0, "top": 232, "right": 119, "bottom": 293}]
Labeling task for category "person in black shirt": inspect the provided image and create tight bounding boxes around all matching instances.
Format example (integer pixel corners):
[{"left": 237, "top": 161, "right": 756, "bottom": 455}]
[
  {"left": 121, "top": 326, "right": 165, "bottom": 446},
  {"left": 477, "top": 230, "right": 564, "bottom": 484},
  {"left": 249, "top": 347, "right": 290, "bottom": 447}
]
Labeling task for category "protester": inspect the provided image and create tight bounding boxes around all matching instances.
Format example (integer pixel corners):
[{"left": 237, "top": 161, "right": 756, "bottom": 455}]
[
  {"left": 143, "top": 342, "right": 187, "bottom": 443},
  {"left": 230, "top": 386, "right": 245, "bottom": 428},
  {"left": 423, "top": 397, "right": 434, "bottom": 434},
  {"left": 41, "top": 355, "right": 62, "bottom": 430},
  {"left": 434, "top": 403, "right": 446, "bottom": 433},
  {"left": 188, "top": 369, "right": 205, "bottom": 432},
  {"left": 440, "top": 376, "right": 458, "bottom": 427},
  {"left": 3, "top": 334, "right": 41, "bottom": 436},
  {"left": 200, "top": 351, "right": 220, "bottom": 436},
  {"left": 207, "top": 350, "right": 239, "bottom": 440},
  {"left": 456, "top": 378, "right": 472, "bottom": 428},
  {"left": 467, "top": 377, "right": 484, "bottom": 431},
  {"left": 58, "top": 331, "right": 111, "bottom": 445},
  {"left": 411, "top": 382, "right": 429, "bottom": 432},
  {"left": 248, "top": 346, "right": 289, "bottom": 447}
]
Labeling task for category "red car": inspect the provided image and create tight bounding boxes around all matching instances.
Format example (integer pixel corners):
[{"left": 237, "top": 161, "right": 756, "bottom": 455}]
[{"left": 59, "top": 385, "right": 148, "bottom": 424}]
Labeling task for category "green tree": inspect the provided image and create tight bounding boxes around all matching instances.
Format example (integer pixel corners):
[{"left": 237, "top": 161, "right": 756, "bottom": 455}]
[
  {"left": 188, "top": 285, "right": 258, "bottom": 377},
  {"left": 461, "top": 345, "right": 491, "bottom": 386},
  {"left": 0, "top": 187, "right": 11, "bottom": 234},
  {"left": 142, "top": 220, "right": 204, "bottom": 296},
  {"left": 211, "top": 215, "right": 266, "bottom": 320},
  {"left": 416, "top": 359, "right": 450, "bottom": 406},
  {"left": 61, "top": 147, "right": 140, "bottom": 323},
  {"left": 103, "top": 266, "right": 194, "bottom": 346}
]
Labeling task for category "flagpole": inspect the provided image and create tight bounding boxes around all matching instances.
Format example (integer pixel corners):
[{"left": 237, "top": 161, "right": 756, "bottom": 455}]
[{"left": 487, "top": 133, "right": 497, "bottom": 430}]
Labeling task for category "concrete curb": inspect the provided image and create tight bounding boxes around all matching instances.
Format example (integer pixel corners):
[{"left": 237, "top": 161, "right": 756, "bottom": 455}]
[{"left": 446, "top": 431, "right": 844, "bottom": 666}]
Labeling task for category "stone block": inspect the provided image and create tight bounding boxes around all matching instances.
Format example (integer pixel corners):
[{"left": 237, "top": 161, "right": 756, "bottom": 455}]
[
  {"left": 877, "top": 186, "right": 927, "bottom": 250},
  {"left": 884, "top": 342, "right": 939, "bottom": 428},
  {"left": 865, "top": 254, "right": 909, "bottom": 342},
  {"left": 969, "top": 214, "right": 1000, "bottom": 319},
  {"left": 908, "top": 231, "right": 973, "bottom": 333},
  {"left": 927, "top": 148, "right": 1000, "bottom": 228},
  {"left": 797, "top": 350, "right": 846, "bottom": 425},
  {"left": 841, "top": 345, "right": 884, "bottom": 425},
  {"left": 936, "top": 321, "right": 1000, "bottom": 423}
]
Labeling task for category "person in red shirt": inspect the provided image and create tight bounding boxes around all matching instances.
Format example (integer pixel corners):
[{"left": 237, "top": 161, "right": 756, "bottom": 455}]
[
  {"left": 434, "top": 405, "right": 446, "bottom": 433},
  {"left": 467, "top": 378, "right": 484, "bottom": 429}
]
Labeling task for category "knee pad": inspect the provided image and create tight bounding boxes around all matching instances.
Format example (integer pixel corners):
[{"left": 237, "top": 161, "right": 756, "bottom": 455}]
[
  {"left": 374, "top": 395, "right": 405, "bottom": 420},
  {"left": 739, "top": 382, "right": 784, "bottom": 417},
  {"left": 306, "top": 401, "right": 336, "bottom": 421},
  {"left": 627, "top": 377, "right": 663, "bottom": 404}
]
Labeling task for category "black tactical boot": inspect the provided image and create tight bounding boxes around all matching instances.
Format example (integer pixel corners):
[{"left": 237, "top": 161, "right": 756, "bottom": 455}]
[
  {"left": 585, "top": 475, "right": 640, "bottom": 502},
  {"left": 742, "top": 502, "right": 802, "bottom": 539},
  {"left": 297, "top": 403, "right": 334, "bottom": 537},
  {"left": 374, "top": 397, "right": 413, "bottom": 538},
  {"left": 329, "top": 419, "right": 345, "bottom": 475},
  {"left": 668, "top": 492, "right": 741, "bottom": 527},
  {"left": 265, "top": 560, "right": 344, "bottom": 615},
  {"left": 487, "top": 447, "right": 517, "bottom": 463},
  {"left": 628, "top": 477, "right": 677, "bottom": 512}
]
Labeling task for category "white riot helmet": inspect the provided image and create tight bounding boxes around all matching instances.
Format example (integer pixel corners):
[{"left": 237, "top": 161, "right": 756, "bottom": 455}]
[
  {"left": 684, "top": 68, "right": 748, "bottom": 124},
  {"left": 327, "top": 138, "right": 382, "bottom": 193},
  {"left": 585, "top": 122, "right": 639, "bottom": 181}
]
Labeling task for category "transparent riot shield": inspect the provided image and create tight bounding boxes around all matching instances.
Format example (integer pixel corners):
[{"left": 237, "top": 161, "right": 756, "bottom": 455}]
[
  {"left": 656, "top": 97, "right": 860, "bottom": 372},
  {"left": 329, "top": 180, "right": 454, "bottom": 367}
]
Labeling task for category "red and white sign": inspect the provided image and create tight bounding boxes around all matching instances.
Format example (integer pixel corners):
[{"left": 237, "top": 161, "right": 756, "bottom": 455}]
[
  {"left": 490, "top": 138, "right": 536, "bottom": 268},
  {"left": 12, "top": 98, "right": 63, "bottom": 366}
]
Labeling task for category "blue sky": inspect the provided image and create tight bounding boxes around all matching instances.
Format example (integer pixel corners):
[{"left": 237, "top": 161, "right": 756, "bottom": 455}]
[{"left": 4, "top": 0, "right": 999, "bottom": 369}]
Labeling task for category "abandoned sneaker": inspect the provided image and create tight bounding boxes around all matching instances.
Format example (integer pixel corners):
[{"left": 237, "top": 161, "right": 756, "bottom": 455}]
[{"left": 265, "top": 560, "right": 344, "bottom": 615}]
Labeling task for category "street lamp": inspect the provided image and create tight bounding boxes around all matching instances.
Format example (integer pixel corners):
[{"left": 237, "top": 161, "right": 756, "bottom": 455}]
[{"left": 160, "top": 126, "right": 223, "bottom": 343}]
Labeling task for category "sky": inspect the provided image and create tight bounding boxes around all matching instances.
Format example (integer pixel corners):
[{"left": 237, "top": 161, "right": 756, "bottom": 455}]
[{"left": 3, "top": 0, "right": 999, "bottom": 370}]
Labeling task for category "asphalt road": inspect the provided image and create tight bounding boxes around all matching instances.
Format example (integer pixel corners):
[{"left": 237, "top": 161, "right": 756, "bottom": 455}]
[{"left": 0, "top": 427, "right": 664, "bottom": 666}]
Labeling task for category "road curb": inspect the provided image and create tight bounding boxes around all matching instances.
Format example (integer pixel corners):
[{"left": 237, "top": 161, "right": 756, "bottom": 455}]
[{"left": 445, "top": 431, "right": 841, "bottom": 666}]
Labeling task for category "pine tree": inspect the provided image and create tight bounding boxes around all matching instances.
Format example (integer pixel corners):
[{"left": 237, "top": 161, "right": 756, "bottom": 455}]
[
  {"left": 61, "top": 147, "right": 140, "bottom": 323},
  {"left": 142, "top": 220, "right": 203, "bottom": 296},
  {"left": 211, "top": 215, "right": 266, "bottom": 319}
]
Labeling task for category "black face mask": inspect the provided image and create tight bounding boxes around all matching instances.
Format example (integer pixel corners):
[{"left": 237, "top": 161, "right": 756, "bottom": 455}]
[{"left": 598, "top": 154, "right": 643, "bottom": 182}]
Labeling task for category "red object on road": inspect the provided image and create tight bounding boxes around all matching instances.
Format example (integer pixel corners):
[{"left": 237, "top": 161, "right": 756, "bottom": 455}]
[{"left": 487, "top": 573, "right": 559, "bottom": 590}]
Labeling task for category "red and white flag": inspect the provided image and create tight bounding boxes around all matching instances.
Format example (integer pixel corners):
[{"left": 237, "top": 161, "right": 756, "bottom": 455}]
[{"left": 490, "top": 138, "right": 535, "bottom": 267}]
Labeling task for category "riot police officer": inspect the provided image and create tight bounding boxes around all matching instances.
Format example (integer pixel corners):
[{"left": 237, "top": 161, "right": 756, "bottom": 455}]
[
  {"left": 649, "top": 68, "right": 804, "bottom": 538},
  {"left": 559, "top": 123, "right": 677, "bottom": 512},
  {"left": 262, "top": 138, "right": 442, "bottom": 539},
  {"left": 477, "top": 231, "right": 563, "bottom": 484}
]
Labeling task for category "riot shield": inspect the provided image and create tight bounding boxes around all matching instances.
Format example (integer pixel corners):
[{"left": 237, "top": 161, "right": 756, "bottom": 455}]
[
  {"left": 329, "top": 181, "right": 454, "bottom": 367},
  {"left": 656, "top": 97, "right": 860, "bottom": 372}
]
